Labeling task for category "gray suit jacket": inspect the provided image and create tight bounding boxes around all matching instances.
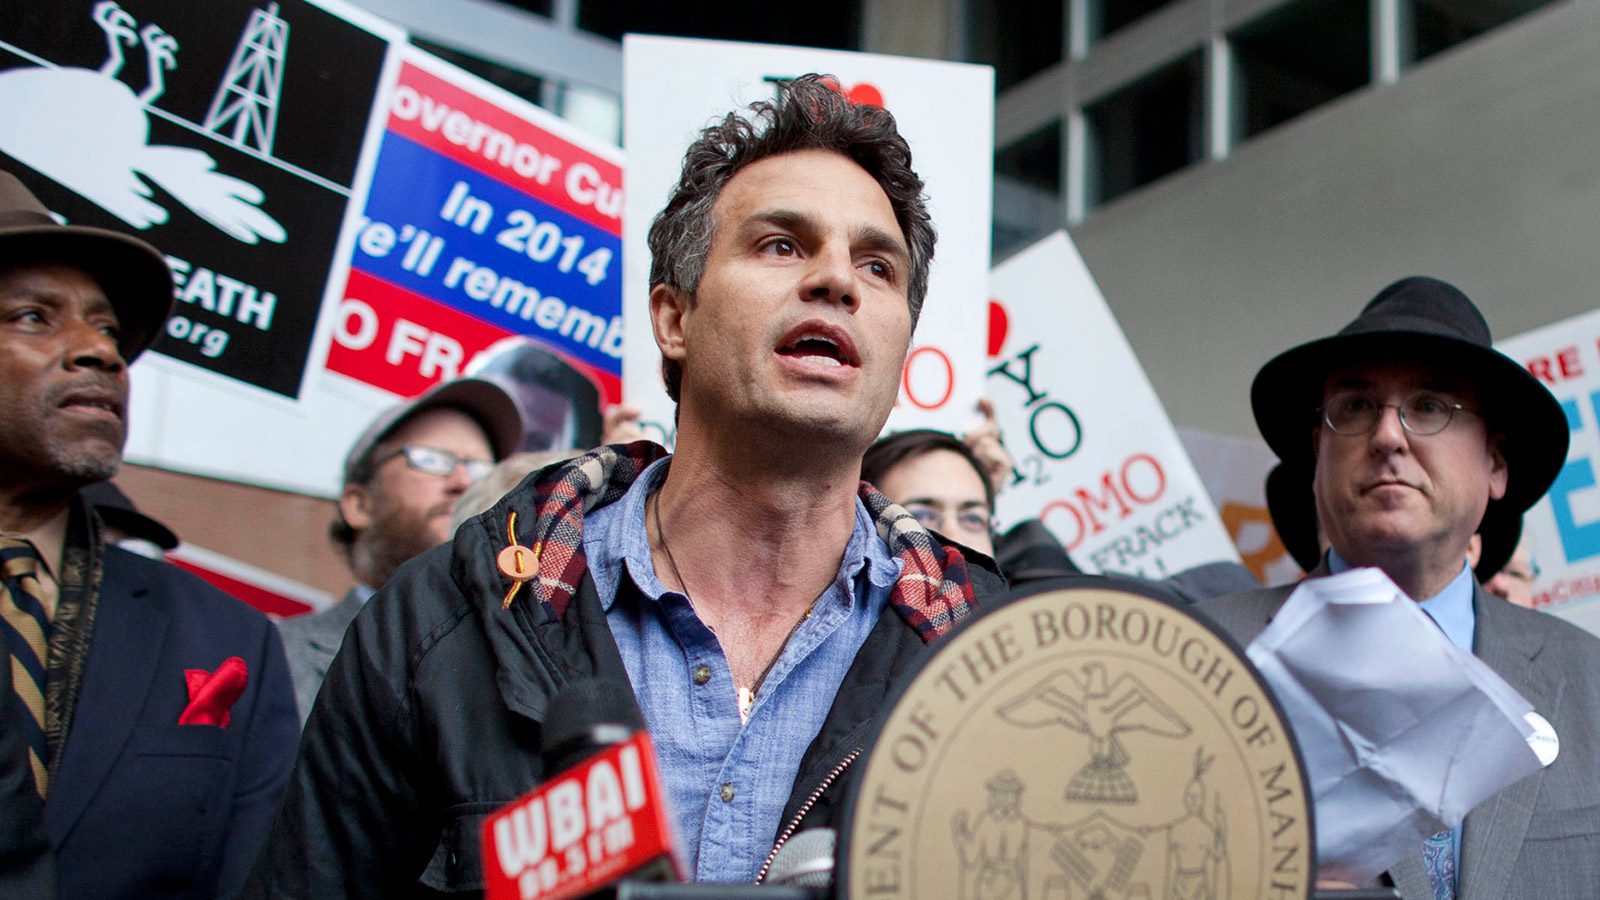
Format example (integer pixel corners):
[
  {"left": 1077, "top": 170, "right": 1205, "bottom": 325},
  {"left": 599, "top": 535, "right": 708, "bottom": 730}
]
[
  {"left": 1200, "top": 574, "right": 1600, "bottom": 899},
  {"left": 275, "top": 589, "right": 365, "bottom": 727}
]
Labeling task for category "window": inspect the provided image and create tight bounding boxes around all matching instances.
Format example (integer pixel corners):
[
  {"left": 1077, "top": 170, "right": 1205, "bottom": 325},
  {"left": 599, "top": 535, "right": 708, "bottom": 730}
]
[
  {"left": 1408, "top": 0, "right": 1556, "bottom": 65},
  {"left": 576, "top": 0, "right": 857, "bottom": 50},
  {"left": 993, "top": 122, "right": 1063, "bottom": 256},
  {"left": 489, "top": 0, "right": 552, "bottom": 16},
  {"left": 412, "top": 38, "right": 545, "bottom": 109},
  {"left": 967, "top": 0, "right": 1064, "bottom": 91},
  {"left": 1085, "top": 51, "right": 1203, "bottom": 206},
  {"left": 410, "top": 38, "right": 621, "bottom": 146},
  {"left": 1231, "top": 0, "right": 1370, "bottom": 140},
  {"left": 1091, "top": 0, "right": 1179, "bottom": 42}
]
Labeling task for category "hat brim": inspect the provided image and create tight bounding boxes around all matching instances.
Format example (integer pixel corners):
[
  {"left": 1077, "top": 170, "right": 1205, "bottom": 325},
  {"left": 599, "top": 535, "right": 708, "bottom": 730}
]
[
  {"left": 1, "top": 225, "right": 174, "bottom": 363},
  {"left": 342, "top": 377, "right": 525, "bottom": 485},
  {"left": 1252, "top": 330, "right": 1564, "bottom": 580},
  {"left": 417, "top": 378, "right": 525, "bottom": 461},
  {"left": 1264, "top": 463, "right": 1321, "bottom": 573}
]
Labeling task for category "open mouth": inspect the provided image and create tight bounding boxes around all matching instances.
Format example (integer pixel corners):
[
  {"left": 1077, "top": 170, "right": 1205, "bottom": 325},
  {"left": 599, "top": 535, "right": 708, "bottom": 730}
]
[{"left": 776, "top": 322, "right": 860, "bottom": 369}]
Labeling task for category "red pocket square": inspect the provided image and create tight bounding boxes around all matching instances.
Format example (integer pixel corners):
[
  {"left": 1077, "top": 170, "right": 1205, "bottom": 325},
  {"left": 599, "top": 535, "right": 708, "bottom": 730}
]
[{"left": 179, "top": 657, "right": 248, "bottom": 727}]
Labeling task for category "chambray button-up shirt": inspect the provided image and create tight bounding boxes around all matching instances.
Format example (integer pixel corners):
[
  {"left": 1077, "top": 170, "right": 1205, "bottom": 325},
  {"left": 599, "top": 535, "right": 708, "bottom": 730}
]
[{"left": 585, "top": 457, "right": 899, "bottom": 883}]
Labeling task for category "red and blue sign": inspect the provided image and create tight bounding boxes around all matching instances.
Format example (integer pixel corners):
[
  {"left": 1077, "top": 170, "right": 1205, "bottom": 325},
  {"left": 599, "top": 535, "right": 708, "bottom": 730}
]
[{"left": 327, "top": 59, "right": 623, "bottom": 402}]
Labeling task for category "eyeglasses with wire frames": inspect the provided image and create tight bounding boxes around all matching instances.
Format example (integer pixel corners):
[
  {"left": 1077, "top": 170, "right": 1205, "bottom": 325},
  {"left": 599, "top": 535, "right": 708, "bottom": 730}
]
[
  {"left": 1319, "top": 391, "right": 1483, "bottom": 437},
  {"left": 374, "top": 445, "right": 494, "bottom": 482},
  {"left": 902, "top": 503, "right": 994, "bottom": 538}
]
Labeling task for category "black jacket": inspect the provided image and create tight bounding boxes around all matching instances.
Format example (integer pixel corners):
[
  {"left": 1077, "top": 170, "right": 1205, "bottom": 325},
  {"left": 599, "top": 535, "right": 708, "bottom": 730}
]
[{"left": 244, "top": 483, "right": 1006, "bottom": 898}]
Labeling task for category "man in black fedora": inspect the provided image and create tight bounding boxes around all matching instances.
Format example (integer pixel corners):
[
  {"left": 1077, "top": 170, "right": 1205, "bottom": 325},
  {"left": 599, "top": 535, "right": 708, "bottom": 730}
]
[
  {"left": 1202, "top": 276, "right": 1600, "bottom": 898},
  {"left": 0, "top": 170, "right": 298, "bottom": 899}
]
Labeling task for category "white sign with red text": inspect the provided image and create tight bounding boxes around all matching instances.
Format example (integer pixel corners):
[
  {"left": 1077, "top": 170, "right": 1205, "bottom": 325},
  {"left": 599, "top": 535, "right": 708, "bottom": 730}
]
[
  {"left": 620, "top": 35, "right": 994, "bottom": 445},
  {"left": 1494, "top": 310, "right": 1600, "bottom": 637},
  {"left": 986, "top": 232, "right": 1240, "bottom": 578}
]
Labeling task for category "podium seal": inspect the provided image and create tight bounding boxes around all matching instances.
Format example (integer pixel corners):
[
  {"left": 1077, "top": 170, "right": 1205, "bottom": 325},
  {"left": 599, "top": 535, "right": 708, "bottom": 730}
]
[{"left": 841, "top": 580, "right": 1314, "bottom": 899}]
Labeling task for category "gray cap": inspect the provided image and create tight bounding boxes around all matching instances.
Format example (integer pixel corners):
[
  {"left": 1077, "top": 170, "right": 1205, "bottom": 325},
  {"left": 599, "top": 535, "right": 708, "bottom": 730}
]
[{"left": 342, "top": 378, "right": 523, "bottom": 486}]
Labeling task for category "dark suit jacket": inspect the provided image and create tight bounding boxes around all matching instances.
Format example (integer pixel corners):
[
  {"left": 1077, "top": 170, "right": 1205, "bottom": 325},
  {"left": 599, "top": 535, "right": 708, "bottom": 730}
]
[
  {"left": 45, "top": 545, "right": 299, "bottom": 900},
  {"left": 0, "top": 637, "right": 54, "bottom": 899},
  {"left": 1200, "top": 573, "right": 1600, "bottom": 899}
]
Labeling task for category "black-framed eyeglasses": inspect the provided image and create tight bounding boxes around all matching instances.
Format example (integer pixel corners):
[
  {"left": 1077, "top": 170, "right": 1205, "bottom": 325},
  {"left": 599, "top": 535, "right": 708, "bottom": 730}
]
[
  {"left": 1320, "top": 391, "right": 1482, "bottom": 437},
  {"left": 904, "top": 503, "right": 994, "bottom": 537},
  {"left": 375, "top": 445, "right": 494, "bottom": 482}
]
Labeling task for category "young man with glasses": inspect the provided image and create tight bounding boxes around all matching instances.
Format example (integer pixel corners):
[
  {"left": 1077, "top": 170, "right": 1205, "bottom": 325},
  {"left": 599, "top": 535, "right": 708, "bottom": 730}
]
[
  {"left": 862, "top": 428, "right": 998, "bottom": 557},
  {"left": 1201, "top": 276, "right": 1600, "bottom": 898},
  {"left": 276, "top": 377, "right": 522, "bottom": 725}
]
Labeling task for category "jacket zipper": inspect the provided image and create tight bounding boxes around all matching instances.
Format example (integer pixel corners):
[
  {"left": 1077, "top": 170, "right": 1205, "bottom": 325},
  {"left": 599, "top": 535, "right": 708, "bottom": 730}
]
[{"left": 755, "top": 747, "right": 863, "bottom": 884}]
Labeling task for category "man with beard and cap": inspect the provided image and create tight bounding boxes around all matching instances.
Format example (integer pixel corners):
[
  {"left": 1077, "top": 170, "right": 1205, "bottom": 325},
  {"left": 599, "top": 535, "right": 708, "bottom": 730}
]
[
  {"left": 1200, "top": 276, "right": 1600, "bottom": 899},
  {"left": 275, "top": 377, "right": 521, "bottom": 724},
  {"left": 0, "top": 171, "right": 298, "bottom": 899},
  {"left": 245, "top": 74, "right": 1005, "bottom": 896}
]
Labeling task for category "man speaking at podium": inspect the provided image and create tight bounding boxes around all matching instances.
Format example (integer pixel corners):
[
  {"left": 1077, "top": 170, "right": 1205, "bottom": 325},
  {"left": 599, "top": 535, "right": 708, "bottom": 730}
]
[
  {"left": 245, "top": 75, "right": 1005, "bottom": 897},
  {"left": 1202, "top": 277, "right": 1600, "bottom": 898}
]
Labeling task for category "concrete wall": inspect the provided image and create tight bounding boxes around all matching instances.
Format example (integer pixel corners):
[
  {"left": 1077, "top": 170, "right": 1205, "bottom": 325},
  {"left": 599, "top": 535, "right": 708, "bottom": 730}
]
[{"left": 1067, "top": 0, "right": 1600, "bottom": 440}]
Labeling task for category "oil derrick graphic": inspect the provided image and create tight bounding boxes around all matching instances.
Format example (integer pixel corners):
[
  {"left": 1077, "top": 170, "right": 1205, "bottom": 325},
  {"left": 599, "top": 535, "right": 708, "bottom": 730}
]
[{"left": 203, "top": 3, "right": 288, "bottom": 156}]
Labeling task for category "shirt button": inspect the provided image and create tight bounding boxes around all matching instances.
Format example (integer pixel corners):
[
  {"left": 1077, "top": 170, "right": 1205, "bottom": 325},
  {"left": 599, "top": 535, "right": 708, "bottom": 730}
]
[
  {"left": 692, "top": 665, "right": 712, "bottom": 685},
  {"left": 719, "top": 783, "right": 735, "bottom": 803}
]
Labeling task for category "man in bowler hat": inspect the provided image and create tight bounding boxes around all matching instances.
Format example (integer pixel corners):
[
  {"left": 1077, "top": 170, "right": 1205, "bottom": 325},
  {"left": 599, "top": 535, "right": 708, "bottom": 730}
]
[
  {"left": 0, "top": 171, "right": 298, "bottom": 899},
  {"left": 1202, "top": 276, "right": 1600, "bottom": 898}
]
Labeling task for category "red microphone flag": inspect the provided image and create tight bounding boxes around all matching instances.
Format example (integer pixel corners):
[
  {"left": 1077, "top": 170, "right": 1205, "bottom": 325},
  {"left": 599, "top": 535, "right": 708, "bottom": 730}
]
[{"left": 482, "top": 732, "right": 681, "bottom": 900}]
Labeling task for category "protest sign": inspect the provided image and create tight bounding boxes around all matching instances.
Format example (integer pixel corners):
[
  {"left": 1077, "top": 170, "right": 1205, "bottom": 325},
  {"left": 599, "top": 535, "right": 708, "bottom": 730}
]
[
  {"left": 323, "top": 49, "right": 623, "bottom": 406},
  {"left": 987, "top": 232, "right": 1240, "bottom": 578},
  {"left": 621, "top": 35, "right": 993, "bottom": 447},
  {"left": 0, "top": 0, "right": 392, "bottom": 399},
  {"left": 5, "top": 5, "right": 628, "bottom": 495},
  {"left": 1180, "top": 428, "right": 1303, "bottom": 586},
  {"left": 1496, "top": 310, "right": 1600, "bottom": 636}
]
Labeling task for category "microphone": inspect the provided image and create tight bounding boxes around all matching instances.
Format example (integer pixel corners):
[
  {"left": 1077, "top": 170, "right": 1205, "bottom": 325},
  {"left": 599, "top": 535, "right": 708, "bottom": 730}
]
[
  {"left": 481, "top": 678, "right": 681, "bottom": 900},
  {"left": 762, "top": 829, "right": 835, "bottom": 892}
]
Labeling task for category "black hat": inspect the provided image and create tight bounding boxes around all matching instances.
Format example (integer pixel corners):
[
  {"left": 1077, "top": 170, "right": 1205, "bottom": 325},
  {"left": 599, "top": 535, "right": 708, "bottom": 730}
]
[
  {"left": 1252, "top": 276, "right": 1566, "bottom": 578},
  {"left": 0, "top": 171, "right": 173, "bottom": 363},
  {"left": 1264, "top": 462, "right": 1321, "bottom": 574}
]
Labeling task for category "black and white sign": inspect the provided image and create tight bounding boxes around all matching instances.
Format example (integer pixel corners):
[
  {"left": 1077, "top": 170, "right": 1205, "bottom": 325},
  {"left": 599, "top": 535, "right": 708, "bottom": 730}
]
[{"left": 0, "top": 0, "right": 390, "bottom": 398}]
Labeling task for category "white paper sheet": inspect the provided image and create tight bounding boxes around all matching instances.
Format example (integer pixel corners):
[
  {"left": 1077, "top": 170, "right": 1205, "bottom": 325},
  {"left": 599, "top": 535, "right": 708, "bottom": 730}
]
[{"left": 1246, "top": 567, "right": 1548, "bottom": 883}]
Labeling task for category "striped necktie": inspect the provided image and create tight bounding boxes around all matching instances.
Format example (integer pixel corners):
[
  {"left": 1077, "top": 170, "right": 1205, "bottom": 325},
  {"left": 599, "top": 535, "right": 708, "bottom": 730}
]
[
  {"left": 1, "top": 538, "right": 51, "bottom": 797},
  {"left": 1423, "top": 829, "right": 1456, "bottom": 900}
]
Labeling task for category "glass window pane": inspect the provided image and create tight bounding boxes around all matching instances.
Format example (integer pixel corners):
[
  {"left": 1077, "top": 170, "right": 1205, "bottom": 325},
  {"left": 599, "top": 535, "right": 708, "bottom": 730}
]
[
  {"left": 489, "top": 0, "right": 553, "bottom": 16},
  {"left": 1409, "top": 0, "right": 1556, "bottom": 65},
  {"left": 1085, "top": 51, "right": 1203, "bottom": 207},
  {"left": 1231, "top": 0, "right": 1370, "bottom": 140},
  {"left": 993, "top": 122, "right": 1063, "bottom": 257},
  {"left": 412, "top": 37, "right": 545, "bottom": 109},
  {"left": 557, "top": 82, "right": 623, "bottom": 147},
  {"left": 967, "top": 0, "right": 1064, "bottom": 92},
  {"left": 1093, "top": 0, "right": 1179, "bottom": 42},
  {"left": 575, "top": 0, "right": 857, "bottom": 49}
]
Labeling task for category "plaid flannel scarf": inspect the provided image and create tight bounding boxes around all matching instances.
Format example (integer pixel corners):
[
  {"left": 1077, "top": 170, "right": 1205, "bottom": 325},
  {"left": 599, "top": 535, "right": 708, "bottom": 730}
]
[{"left": 509, "top": 441, "right": 979, "bottom": 644}]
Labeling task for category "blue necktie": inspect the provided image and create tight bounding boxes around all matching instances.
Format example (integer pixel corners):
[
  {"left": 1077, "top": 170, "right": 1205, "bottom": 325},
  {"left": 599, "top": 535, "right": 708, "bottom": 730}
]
[{"left": 1423, "top": 829, "right": 1456, "bottom": 900}]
